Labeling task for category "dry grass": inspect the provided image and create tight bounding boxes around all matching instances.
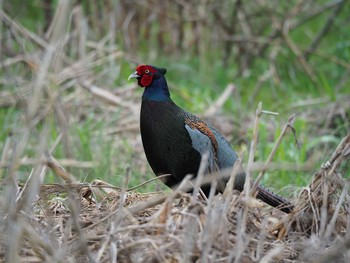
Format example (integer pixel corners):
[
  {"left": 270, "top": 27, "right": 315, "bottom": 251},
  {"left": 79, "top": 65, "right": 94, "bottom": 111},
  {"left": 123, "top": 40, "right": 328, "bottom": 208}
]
[
  {"left": 1, "top": 1, "right": 350, "bottom": 262},
  {"left": 0, "top": 135, "right": 349, "bottom": 262}
]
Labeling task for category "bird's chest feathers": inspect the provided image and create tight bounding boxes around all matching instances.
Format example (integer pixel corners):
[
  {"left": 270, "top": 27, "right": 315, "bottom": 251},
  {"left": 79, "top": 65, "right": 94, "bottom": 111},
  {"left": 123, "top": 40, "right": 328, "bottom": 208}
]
[{"left": 140, "top": 101, "right": 191, "bottom": 154}]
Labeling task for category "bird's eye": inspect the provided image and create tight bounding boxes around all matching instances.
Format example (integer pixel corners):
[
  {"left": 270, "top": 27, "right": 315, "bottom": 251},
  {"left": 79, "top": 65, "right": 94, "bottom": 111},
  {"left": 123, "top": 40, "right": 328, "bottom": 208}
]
[{"left": 145, "top": 69, "right": 150, "bottom": 74}]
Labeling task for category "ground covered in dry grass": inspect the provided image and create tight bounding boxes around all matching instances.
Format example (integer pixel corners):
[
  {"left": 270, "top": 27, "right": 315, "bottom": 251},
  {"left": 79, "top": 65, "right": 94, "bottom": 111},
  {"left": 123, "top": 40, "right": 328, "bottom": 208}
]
[{"left": 0, "top": 134, "right": 349, "bottom": 262}]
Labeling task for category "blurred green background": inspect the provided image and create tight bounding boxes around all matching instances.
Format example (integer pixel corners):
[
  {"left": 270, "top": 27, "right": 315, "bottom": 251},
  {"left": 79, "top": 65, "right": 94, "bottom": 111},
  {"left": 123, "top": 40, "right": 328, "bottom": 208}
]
[{"left": 0, "top": 0, "right": 349, "bottom": 196}]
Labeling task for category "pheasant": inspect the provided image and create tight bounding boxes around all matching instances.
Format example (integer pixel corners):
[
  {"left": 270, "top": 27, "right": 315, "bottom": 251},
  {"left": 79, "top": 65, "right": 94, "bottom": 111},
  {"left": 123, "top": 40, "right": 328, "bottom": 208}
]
[{"left": 128, "top": 64, "right": 293, "bottom": 213}]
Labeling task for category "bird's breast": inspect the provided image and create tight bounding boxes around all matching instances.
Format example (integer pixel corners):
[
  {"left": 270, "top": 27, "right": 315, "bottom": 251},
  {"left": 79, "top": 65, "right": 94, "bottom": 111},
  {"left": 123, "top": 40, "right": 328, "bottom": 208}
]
[{"left": 140, "top": 100, "right": 202, "bottom": 184}]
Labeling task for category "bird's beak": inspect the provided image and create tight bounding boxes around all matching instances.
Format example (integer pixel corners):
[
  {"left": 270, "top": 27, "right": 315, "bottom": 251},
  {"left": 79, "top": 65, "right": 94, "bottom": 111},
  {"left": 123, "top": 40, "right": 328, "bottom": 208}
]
[{"left": 128, "top": 71, "right": 140, "bottom": 80}]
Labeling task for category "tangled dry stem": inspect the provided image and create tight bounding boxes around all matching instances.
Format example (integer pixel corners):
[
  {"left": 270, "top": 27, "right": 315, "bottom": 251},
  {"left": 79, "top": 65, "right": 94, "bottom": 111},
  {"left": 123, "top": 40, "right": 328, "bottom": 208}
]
[{"left": 0, "top": 134, "right": 348, "bottom": 262}]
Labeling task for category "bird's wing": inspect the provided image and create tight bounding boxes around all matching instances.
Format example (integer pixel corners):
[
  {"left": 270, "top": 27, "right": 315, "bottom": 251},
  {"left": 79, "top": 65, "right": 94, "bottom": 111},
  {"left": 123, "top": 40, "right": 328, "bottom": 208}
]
[{"left": 184, "top": 117, "right": 218, "bottom": 173}]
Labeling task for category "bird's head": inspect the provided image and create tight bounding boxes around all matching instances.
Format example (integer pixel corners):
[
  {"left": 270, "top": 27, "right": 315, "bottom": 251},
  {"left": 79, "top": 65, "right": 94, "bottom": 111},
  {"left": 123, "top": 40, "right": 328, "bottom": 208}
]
[{"left": 128, "top": 65, "right": 167, "bottom": 88}]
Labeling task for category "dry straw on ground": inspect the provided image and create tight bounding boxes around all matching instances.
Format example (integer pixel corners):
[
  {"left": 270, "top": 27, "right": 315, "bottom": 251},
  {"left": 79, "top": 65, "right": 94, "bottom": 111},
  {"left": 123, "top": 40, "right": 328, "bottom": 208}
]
[{"left": 0, "top": 134, "right": 349, "bottom": 262}]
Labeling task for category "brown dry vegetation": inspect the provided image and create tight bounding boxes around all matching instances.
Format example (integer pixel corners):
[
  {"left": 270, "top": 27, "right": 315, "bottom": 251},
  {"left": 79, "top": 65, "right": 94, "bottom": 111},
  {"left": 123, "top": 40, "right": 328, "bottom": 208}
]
[
  {"left": 0, "top": 137, "right": 349, "bottom": 262},
  {"left": 1, "top": 0, "right": 350, "bottom": 262}
]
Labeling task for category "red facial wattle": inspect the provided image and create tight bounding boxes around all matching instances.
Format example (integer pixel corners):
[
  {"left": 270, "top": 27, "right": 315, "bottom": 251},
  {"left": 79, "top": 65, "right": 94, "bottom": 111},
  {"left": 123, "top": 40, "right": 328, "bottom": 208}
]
[
  {"left": 140, "top": 74, "right": 153, "bottom": 87},
  {"left": 136, "top": 65, "right": 157, "bottom": 87}
]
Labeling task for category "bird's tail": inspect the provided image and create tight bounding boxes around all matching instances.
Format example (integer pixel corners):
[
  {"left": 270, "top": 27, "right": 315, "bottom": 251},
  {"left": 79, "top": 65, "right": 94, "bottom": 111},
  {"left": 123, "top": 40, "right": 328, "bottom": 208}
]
[{"left": 256, "top": 184, "right": 294, "bottom": 214}]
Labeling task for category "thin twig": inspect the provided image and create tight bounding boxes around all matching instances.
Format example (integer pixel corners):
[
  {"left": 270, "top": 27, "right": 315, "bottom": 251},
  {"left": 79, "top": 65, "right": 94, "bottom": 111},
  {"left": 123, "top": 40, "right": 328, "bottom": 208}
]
[
  {"left": 251, "top": 114, "right": 297, "bottom": 194},
  {"left": 245, "top": 102, "right": 263, "bottom": 195}
]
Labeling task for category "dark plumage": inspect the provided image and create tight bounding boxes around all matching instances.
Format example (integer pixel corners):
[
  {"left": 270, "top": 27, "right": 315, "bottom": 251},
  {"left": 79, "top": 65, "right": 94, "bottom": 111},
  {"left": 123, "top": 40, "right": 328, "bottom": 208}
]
[{"left": 129, "top": 65, "right": 293, "bottom": 213}]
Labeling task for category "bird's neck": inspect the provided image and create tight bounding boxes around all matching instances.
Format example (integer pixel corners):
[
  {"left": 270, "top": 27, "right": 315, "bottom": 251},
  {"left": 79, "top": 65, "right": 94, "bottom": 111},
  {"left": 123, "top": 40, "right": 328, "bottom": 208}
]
[{"left": 142, "top": 77, "right": 171, "bottom": 102}]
